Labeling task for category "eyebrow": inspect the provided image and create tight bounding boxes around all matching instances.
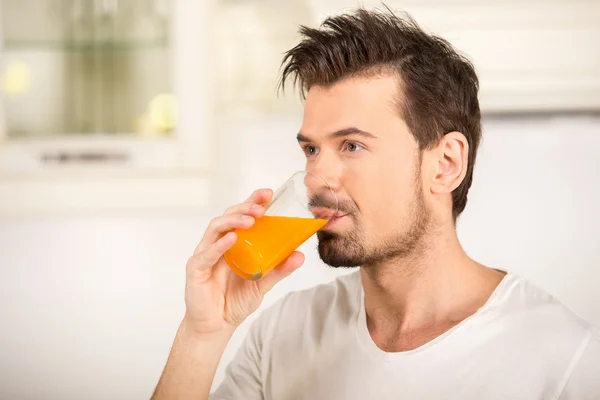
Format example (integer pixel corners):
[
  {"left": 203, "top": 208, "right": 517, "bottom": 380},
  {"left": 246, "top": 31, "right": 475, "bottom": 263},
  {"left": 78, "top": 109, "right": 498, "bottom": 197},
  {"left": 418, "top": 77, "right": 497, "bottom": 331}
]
[{"left": 296, "top": 127, "right": 378, "bottom": 143}]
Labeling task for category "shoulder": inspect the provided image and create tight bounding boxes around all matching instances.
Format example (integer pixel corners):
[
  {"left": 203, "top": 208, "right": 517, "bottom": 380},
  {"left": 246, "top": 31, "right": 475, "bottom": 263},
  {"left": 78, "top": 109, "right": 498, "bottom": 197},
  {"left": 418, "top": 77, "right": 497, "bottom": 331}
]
[
  {"left": 490, "top": 273, "right": 596, "bottom": 337},
  {"left": 467, "top": 273, "right": 600, "bottom": 398},
  {"left": 557, "top": 328, "right": 600, "bottom": 399},
  {"left": 488, "top": 273, "right": 599, "bottom": 369}
]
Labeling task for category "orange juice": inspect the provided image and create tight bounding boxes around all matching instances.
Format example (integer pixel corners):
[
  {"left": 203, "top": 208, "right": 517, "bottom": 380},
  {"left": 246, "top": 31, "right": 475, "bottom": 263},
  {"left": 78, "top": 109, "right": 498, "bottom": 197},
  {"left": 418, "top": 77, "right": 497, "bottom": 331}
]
[{"left": 223, "top": 216, "right": 327, "bottom": 280}]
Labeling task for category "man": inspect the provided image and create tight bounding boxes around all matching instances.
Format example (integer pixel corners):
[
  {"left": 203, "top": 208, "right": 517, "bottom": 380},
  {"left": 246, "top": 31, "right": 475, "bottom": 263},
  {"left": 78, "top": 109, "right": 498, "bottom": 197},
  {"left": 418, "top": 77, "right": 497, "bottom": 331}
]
[{"left": 152, "top": 8, "right": 600, "bottom": 399}]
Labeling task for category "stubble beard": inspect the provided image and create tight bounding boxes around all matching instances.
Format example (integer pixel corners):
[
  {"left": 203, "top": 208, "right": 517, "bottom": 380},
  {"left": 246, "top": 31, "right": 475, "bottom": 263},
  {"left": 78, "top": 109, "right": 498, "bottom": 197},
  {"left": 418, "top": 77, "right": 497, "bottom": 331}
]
[{"left": 317, "top": 180, "right": 430, "bottom": 269}]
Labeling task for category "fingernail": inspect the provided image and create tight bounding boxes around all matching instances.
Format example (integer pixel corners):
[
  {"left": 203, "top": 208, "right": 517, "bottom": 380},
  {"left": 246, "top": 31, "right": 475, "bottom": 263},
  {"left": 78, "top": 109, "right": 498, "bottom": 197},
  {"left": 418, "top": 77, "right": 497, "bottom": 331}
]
[
  {"left": 251, "top": 203, "right": 261, "bottom": 209},
  {"left": 241, "top": 215, "right": 254, "bottom": 221}
]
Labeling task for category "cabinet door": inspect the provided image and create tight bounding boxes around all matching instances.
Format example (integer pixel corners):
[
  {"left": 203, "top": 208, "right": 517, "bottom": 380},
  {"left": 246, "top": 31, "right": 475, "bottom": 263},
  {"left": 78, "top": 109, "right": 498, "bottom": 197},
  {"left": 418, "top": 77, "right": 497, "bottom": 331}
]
[
  {"left": 306, "top": 0, "right": 600, "bottom": 113},
  {"left": 1, "top": 0, "right": 176, "bottom": 138},
  {"left": 0, "top": 0, "right": 214, "bottom": 215}
]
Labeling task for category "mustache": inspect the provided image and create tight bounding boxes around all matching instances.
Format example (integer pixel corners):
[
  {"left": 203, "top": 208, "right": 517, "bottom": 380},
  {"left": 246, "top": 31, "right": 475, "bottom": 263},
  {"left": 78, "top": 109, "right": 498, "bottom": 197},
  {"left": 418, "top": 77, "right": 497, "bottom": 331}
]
[{"left": 309, "top": 194, "right": 357, "bottom": 214}]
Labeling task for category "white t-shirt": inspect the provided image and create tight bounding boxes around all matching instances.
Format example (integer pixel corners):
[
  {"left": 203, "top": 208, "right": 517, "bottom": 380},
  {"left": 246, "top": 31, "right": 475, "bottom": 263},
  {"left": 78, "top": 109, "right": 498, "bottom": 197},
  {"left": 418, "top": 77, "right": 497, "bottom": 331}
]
[{"left": 211, "top": 271, "right": 600, "bottom": 399}]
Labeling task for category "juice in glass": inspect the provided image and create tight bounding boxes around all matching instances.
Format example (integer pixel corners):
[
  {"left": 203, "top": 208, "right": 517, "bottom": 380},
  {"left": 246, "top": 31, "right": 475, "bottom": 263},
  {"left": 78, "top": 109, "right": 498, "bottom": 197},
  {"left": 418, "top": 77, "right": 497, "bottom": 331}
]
[{"left": 224, "top": 216, "right": 327, "bottom": 280}]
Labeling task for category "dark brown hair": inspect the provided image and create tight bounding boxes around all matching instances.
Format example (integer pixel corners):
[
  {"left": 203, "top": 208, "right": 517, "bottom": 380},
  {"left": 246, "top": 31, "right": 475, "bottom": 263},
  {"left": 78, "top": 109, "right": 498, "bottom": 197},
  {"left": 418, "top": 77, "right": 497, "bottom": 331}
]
[{"left": 279, "top": 7, "right": 481, "bottom": 220}]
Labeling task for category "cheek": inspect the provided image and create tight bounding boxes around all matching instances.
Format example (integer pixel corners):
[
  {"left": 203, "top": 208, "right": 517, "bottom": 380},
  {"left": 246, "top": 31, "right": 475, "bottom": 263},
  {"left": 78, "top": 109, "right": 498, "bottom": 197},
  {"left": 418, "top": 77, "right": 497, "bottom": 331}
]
[
  {"left": 377, "top": 150, "right": 418, "bottom": 212},
  {"left": 351, "top": 167, "right": 415, "bottom": 226},
  {"left": 340, "top": 150, "right": 415, "bottom": 219}
]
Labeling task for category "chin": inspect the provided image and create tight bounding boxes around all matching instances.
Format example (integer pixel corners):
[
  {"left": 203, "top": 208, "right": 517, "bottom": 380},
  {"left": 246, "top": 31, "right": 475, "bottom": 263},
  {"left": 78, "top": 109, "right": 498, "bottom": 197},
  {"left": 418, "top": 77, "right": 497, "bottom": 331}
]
[{"left": 317, "top": 232, "right": 363, "bottom": 268}]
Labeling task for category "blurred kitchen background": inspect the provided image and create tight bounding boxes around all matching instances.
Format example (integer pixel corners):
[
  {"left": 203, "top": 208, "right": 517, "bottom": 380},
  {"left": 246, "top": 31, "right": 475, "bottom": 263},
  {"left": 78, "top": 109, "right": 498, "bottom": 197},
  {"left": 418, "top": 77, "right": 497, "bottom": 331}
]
[{"left": 0, "top": 0, "right": 599, "bottom": 399}]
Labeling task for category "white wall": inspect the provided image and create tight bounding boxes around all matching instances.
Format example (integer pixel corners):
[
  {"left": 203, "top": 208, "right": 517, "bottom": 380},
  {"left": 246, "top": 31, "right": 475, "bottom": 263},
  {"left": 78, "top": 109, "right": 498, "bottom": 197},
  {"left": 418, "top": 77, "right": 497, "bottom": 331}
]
[{"left": 0, "top": 114, "right": 599, "bottom": 399}]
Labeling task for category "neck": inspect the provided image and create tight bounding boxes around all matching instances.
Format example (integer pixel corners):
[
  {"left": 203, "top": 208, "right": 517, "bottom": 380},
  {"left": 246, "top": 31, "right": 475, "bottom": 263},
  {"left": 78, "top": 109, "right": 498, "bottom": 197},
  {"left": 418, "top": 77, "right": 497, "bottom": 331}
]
[{"left": 360, "top": 223, "right": 505, "bottom": 351}]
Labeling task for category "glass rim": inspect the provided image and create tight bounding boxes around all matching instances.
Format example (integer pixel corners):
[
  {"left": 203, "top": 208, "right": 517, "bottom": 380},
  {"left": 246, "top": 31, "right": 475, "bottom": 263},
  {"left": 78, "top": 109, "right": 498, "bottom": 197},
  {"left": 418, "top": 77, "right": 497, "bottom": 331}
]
[{"left": 267, "top": 170, "right": 339, "bottom": 218}]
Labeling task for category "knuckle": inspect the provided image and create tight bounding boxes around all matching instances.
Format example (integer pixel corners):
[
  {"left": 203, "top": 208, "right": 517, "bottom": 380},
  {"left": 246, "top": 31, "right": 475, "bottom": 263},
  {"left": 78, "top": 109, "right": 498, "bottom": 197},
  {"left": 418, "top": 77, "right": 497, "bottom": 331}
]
[
  {"left": 247, "top": 189, "right": 261, "bottom": 202},
  {"left": 185, "top": 251, "right": 215, "bottom": 277},
  {"left": 224, "top": 203, "right": 239, "bottom": 214},
  {"left": 225, "top": 202, "right": 251, "bottom": 216},
  {"left": 196, "top": 251, "right": 211, "bottom": 268},
  {"left": 185, "top": 254, "right": 198, "bottom": 272},
  {"left": 206, "top": 218, "right": 216, "bottom": 230},
  {"left": 207, "top": 217, "right": 221, "bottom": 231}
]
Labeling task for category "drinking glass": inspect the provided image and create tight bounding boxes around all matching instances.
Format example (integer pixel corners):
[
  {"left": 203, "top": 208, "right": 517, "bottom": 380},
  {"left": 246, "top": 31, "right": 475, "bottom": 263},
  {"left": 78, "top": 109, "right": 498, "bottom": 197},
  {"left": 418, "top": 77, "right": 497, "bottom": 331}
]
[{"left": 224, "top": 171, "right": 338, "bottom": 280}]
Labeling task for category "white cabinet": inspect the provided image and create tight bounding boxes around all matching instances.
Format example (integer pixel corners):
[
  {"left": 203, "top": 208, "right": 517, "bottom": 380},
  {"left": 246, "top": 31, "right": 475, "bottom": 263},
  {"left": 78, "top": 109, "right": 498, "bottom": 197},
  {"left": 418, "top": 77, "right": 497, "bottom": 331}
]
[
  {"left": 307, "top": 0, "right": 600, "bottom": 112},
  {"left": 0, "top": 1, "right": 216, "bottom": 215}
]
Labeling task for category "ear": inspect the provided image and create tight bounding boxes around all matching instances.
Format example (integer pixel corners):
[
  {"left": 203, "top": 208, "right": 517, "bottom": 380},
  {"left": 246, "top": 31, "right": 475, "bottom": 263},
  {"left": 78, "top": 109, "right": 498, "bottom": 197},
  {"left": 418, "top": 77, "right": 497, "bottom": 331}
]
[{"left": 430, "top": 132, "right": 469, "bottom": 195}]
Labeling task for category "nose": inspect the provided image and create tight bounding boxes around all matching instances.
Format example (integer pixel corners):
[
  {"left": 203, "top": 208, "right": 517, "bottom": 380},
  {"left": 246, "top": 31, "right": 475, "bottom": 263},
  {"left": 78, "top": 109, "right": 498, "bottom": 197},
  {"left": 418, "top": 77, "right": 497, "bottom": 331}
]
[{"left": 306, "top": 148, "right": 342, "bottom": 192}]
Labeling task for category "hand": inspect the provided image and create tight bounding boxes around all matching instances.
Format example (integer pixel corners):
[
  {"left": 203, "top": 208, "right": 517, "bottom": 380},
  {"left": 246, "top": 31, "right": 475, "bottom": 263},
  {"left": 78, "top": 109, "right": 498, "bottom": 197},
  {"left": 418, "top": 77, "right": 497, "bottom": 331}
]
[{"left": 182, "top": 189, "right": 305, "bottom": 337}]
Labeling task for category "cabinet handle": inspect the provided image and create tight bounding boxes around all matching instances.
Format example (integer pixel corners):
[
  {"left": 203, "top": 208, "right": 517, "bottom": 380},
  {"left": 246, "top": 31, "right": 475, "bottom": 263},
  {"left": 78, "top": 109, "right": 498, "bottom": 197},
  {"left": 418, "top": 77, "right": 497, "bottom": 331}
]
[{"left": 39, "top": 150, "right": 130, "bottom": 165}]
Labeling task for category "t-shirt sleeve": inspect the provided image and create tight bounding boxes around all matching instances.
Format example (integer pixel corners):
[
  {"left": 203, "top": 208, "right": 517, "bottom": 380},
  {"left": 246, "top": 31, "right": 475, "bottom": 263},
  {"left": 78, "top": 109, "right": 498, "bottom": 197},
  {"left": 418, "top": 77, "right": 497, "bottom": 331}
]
[
  {"left": 209, "top": 317, "right": 266, "bottom": 400},
  {"left": 209, "top": 294, "right": 292, "bottom": 400},
  {"left": 557, "top": 328, "right": 600, "bottom": 400}
]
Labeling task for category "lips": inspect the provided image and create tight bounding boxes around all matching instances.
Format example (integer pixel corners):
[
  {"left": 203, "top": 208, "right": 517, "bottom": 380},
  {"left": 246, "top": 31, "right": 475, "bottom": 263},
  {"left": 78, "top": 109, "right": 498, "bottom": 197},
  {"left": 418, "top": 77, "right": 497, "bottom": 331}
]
[
  {"left": 330, "top": 213, "right": 347, "bottom": 221},
  {"left": 311, "top": 206, "right": 337, "bottom": 220},
  {"left": 323, "top": 213, "right": 348, "bottom": 229}
]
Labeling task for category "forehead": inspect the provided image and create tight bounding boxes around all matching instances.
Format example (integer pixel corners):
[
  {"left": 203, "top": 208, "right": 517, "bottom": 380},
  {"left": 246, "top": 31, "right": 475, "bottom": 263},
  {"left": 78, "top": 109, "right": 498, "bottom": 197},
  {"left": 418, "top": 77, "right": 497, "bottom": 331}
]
[{"left": 300, "top": 73, "right": 407, "bottom": 138}]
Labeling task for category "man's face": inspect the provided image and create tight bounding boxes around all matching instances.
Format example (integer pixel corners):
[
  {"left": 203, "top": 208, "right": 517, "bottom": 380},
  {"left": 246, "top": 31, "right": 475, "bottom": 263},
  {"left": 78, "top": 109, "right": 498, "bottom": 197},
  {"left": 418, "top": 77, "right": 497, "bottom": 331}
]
[{"left": 299, "top": 74, "right": 430, "bottom": 267}]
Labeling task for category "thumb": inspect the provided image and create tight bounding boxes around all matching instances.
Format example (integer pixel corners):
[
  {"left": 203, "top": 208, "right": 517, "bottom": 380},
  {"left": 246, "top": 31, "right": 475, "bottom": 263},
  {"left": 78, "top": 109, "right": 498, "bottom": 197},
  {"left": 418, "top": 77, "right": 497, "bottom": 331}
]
[{"left": 257, "top": 251, "right": 305, "bottom": 294}]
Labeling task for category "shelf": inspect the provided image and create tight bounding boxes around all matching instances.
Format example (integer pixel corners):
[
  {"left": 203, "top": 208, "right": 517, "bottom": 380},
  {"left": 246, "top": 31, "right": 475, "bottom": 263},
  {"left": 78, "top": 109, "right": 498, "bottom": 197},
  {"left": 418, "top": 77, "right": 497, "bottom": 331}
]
[
  {"left": 0, "top": 172, "right": 214, "bottom": 217},
  {"left": 0, "top": 137, "right": 214, "bottom": 217},
  {"left": 2, "top": 38, "right": 170, "bottom": 52}
]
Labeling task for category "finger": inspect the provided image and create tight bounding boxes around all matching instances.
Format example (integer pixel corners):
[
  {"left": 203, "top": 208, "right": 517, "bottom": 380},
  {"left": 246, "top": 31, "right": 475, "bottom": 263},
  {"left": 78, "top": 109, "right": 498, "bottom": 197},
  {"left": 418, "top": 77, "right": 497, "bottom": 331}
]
[
  {"left": 257, "top": 251, "right": 305, "bottom": 295},
  {"left": 223, "top": 201, "right": 266, "bottom": 218},
  {"left": 195, "top": 214, "right": 254, "bottom": 254},
  {"left": 187, "top": 231, "right": 237, "bottom": 277},
  {"left": 243, "top": 188, "right": 273, "bottom": 205}
]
